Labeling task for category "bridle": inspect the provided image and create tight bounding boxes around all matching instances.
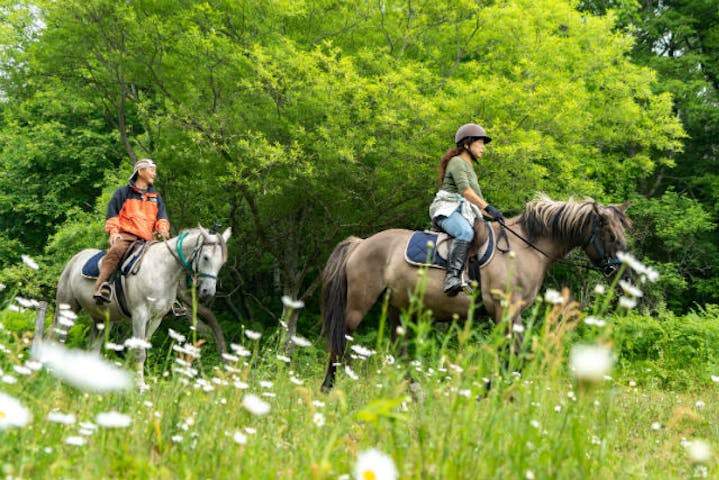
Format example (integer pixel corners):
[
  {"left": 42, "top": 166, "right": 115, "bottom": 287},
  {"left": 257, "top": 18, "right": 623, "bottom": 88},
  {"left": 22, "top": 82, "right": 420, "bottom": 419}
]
[
  {"left": 495, "top": 215, "right": 622, "bottom": 275},
  {"left": 580, "top": 218, "right": 623, "bottom": 274},
  {"left": 165, "top": 231, "right": 223, "bottom": 286}
]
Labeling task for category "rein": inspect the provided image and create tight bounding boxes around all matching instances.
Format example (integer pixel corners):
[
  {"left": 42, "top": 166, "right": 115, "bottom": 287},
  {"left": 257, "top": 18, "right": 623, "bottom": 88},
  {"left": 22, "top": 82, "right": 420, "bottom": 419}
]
[
  {"left": 164, "top": 231, "right": 219, "bottom": 286},
  {"left": 493, "top": 218, "right": 617, "bottom": 273}
]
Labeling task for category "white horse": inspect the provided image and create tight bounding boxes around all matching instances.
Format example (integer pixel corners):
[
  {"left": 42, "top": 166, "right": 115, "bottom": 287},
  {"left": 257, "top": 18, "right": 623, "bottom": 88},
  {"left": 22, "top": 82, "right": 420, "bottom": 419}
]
[{"left": 53, "top": 226, "right": 231, "bottom": 386}]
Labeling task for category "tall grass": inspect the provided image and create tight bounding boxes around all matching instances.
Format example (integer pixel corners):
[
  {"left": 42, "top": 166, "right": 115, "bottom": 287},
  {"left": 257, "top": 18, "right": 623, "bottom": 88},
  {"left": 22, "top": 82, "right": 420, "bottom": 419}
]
[{"left": 1, "top": 266, "right": 718, "bottom": 479}]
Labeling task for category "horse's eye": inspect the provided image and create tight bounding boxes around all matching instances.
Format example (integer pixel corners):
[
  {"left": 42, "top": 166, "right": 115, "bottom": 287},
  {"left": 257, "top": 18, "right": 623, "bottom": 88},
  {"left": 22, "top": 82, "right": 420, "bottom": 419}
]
[{"left": 203, "top": 254, "right": 210, "bottom": 262}]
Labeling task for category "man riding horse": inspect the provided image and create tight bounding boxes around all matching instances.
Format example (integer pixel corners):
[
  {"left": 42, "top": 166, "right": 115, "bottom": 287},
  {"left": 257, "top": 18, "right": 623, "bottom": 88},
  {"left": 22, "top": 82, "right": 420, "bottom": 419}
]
[
  {"left": 93, "top": 158, "right": 170, "bottom": 304},
  {"left": 429, "top": 123, "right": 506, "bottom": 296}
]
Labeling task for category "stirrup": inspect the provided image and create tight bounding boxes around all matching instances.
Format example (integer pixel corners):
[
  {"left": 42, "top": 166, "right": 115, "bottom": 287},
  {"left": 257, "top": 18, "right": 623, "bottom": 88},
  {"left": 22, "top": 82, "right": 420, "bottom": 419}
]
[{"left": 172, "top": 300, "right": 188, "bottom": 317}]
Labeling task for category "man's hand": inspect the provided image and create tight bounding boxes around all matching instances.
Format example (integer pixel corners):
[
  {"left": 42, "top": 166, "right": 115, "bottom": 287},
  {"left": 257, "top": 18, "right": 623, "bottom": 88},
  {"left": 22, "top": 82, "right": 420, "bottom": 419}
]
[
  {"left": 158, "top": 229, "right": 170, "bottom": 240},
  {"left": 109, "top": 233, "right": 123, "bottom": 246}
]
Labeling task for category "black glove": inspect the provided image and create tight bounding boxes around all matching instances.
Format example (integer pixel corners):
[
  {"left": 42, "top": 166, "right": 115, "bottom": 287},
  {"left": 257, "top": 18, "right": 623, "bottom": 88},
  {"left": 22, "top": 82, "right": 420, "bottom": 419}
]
[{"left": 484, "top": 204, "right": 505, "bottom": 222}]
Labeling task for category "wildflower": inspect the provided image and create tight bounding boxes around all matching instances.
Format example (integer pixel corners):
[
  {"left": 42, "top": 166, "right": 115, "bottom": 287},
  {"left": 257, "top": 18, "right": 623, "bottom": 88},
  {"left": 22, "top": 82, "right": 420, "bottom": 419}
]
[
  {"left": 21, "top": 254, "right": 39, "bottom": 270},
  {"left": 259, "top": 380, "right": 274, "bottom": 389},
  {"left": 65, "top": 436, "right": 87, "bottom": 446},
  {"left": 618, "top": 296, "right": 637, "bottom": 309},
  {"left": 233, "top": 431, "right": 248, "bottom": 445},
  {"left": 168, "top": 329, "right": 186, "bottom": 343},
  {"left": 124, "top": 337, "right": 152, "bottom": 350},
  {"left": 241, "top": 394, "right": 270, "bottom": 416},
  {"left": 584, "top": 316, "right": 607, "bottom": 327},
  {"left": 230, "top": 343, "right": 251, "bottom": 357},
  {"left": 712, "top": 375, "right": 719, "bottom": 383},
  {"left": 0, "top": 392, "right": 31, "bottom": 429},
  {"left": 290, "top": 376, "right": 303, "bottom": 385},
  {"left": 244, "top": 330, "right": 261, "bottom": 340},
  {"left": 350, "top": 345, "right": 375, "bottom": 358},
  {"left": 171, "top": 435, "right": 183, "bottom": 443},
  {"left": 696, "top": 401, "right": 706, "bottom": 409},
  {"left": 2, "top": 375, "right": 17, "bottom": 384},
  {"left": 312, "top": 412, "right": 325, "bottom": 428},
  {"left": 15, "top": 297, "right": 39, "bottom": 309},
  {"left": 525, "top": 471, "right": 535, "bottom": 480},
  {"left": 344, "top": 365, "right": 359, "bottom": 381},
  {"left": 34, "top": 341, "right": 132, "bottom": 392},
  {"left": 569, "top": 344, "right": 614, "bottom": 383},
  {"left": 281, "top": 296, "right": 305, "bottom": 310},
  {"left": 312, "top": 400, "right": 326, "bottom": 408},
  {"left": 651, "top": 422, "right": 661, "bottom": 431},
  {"left": 512, "top": 323, "right": 525, "bottom": 333},
  {"left": 384, "top": 355, "right": 395, "bottom": 365},
  {"left": 619, "top": 280, "right": 643, "bottom": 298},
  {"left": 221, "top": 353, "right": 239, "bottom": 363},
  {"left": 96, "top": 411, "right": 132, "bottom": 428},
  {"left": 686, "top": 439, "right": 712, "bottom": 464},
  {"left": 354, "top": 448, "right": 398, "bottom": 480},
  {"left": 13, "top": 365, "right": 32, "bottom": 376},
  {"left": 276, "top": 354, "right": 291, "bottom": 363},
  {"left": 291, "top": 335, "right": 311, "bottom": 347},
  {"left": 544, "top": 289, "right": 563, "bottom": 304},
  {"left": 47, "top": 411, "right": 76, "bottom": 425},
  {"left": 395, "top": 326, "right": 406, "bottom": 336}
]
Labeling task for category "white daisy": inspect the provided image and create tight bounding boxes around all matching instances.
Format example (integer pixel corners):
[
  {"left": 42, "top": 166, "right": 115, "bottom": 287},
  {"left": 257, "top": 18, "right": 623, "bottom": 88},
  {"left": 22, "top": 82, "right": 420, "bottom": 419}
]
[
  {"left": 47, "top": 411, "right": 76, "bottom": 425},
  {"left": 96, "top": 411, "right": 132, "bottom": 428},
  {"left": 244, "top": 330, "right": 261, "bottom": 340},
  {"left": 312, "top": 412, "right": 325, "bottom": 428},
  {"left": 291, "top": 335, "right": 312, "bottom": 347},
  {"left": 34, "top": 341, "right": 132, "bottom": 392},
  {"left": 0, "top": 392, "right": 31, "bottom": 429},
  {"left": 686, "top": 439, "right": 712, "bottom": 464},
  {"left": 281, "top": 296, "right": 305, "bottom": 310},
  {"left": 354, "top": 448, "right": 398, "bottom": 480},
  {"left": 569, "top": 344, "right": 614, "bottom": 383},
  {"left": 544, "top": 289, "right": 563, "bottom": 304},
  {"left": 21, "top": 254, "right": 39, "bottom": 270},
  {"left": 241, "top": 394, "right": 270, "bottom": 416}
]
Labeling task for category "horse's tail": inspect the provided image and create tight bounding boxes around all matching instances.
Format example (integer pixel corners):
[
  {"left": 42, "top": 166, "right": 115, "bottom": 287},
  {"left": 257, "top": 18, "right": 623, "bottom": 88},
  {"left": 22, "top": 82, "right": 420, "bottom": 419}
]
[{"left": 321, "top": 236, "right": 363, "bottom": 359}]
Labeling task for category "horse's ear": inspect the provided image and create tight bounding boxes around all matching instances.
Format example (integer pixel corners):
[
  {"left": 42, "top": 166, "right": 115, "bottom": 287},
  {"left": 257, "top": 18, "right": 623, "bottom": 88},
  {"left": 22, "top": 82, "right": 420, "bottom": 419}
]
[
  {"left": 616, "top": 201, "right": 632, "bottom": 213},
  {"left": 222, "top": 227, "right": 232, "bottom": 242},
  {"left": 198, "top": 225, "right": 209, "bottom": 238}
]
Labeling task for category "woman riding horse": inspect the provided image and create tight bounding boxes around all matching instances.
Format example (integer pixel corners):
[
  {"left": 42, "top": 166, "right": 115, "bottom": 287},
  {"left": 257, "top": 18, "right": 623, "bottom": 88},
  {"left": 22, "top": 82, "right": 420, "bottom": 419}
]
[{"left": 429, "top": 123, "right": 505, "bottom": 296}]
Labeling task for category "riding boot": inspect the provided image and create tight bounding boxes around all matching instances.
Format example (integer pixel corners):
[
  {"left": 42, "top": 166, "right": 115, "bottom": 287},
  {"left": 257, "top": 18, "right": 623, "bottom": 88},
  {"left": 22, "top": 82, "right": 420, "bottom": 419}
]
[
  {"left": 443, "top": 239, "right": 471, "bottom": 297},
  {"left": 92, "top": 236, "right": 133, "bottom": 304}
]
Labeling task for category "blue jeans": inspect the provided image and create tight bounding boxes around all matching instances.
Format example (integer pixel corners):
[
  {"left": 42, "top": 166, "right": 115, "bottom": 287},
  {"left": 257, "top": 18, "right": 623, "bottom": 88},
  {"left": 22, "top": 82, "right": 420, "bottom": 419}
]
[{"left": 436, "top": 208, "right": 474, "bottom": 242}]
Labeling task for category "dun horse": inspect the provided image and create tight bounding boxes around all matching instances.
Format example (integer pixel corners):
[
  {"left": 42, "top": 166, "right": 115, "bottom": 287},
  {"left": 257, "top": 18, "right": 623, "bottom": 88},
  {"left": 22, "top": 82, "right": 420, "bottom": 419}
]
[
  {"left": 53, "top": 226, "right": 231, "bottom": 386},
  {"left": 321, "top": 195, "right": 630, "bottom": 390}
]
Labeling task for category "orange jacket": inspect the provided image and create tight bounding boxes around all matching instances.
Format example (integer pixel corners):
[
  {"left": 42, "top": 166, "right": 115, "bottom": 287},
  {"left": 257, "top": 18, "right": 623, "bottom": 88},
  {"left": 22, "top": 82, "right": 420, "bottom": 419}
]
[{"left": 104, "top": 183, "right": 170, "bottom": 241}]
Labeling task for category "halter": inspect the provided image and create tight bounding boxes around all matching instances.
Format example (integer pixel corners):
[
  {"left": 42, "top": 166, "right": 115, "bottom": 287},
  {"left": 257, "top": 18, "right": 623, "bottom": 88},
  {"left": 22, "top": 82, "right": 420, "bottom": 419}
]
[{"left": 166, "top": 231, "right": 221, "bottom": 286}]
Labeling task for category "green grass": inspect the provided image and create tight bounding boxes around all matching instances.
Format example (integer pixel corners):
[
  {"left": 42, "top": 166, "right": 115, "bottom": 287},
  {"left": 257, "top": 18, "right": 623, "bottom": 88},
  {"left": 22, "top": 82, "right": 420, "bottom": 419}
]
[{"left": 1, "top": 290, "right": 718, "bottom": 479}]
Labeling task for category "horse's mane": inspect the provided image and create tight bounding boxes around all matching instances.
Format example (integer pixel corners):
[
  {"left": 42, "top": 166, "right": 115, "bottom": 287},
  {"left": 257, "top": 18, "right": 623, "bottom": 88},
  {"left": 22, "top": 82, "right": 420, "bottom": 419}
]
[{"left": 518, "top": 193, "right": 599, "bottom": 243}]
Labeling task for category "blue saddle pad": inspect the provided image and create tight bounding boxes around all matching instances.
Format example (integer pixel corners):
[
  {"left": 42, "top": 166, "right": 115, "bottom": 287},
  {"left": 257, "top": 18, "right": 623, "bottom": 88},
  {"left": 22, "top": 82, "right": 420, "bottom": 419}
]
[
  {"left": 405, "top": 231, "right": 448, "bottom": 268},
  {"left": 81, "top": 251, "right": 106, "bottom": 278},
  {"left": 80, "top": 242, "right": 148, "bottom": 279}
]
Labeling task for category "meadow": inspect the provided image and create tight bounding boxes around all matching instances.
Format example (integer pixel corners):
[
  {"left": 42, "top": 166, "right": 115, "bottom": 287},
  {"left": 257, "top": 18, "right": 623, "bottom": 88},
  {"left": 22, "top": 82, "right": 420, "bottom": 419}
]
[{"left": 1, "top": 260, "right": 719, "bottom": 479}]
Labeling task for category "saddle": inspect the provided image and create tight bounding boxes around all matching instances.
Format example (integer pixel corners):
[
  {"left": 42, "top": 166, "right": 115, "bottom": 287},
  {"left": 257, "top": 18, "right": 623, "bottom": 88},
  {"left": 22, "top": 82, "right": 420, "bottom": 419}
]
[{"left": 404, "top": 220, "right": 496, "bottom": 282}]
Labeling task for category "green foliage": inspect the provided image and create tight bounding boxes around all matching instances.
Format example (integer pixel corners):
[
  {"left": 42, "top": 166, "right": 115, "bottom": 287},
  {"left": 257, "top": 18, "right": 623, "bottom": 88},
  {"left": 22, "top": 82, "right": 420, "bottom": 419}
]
[
  {"left": 0, "top": 0, "right": 706, "bottom": 322},
  {"left": 613, "top": 305, "right": 719, "bottom": 389}
]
